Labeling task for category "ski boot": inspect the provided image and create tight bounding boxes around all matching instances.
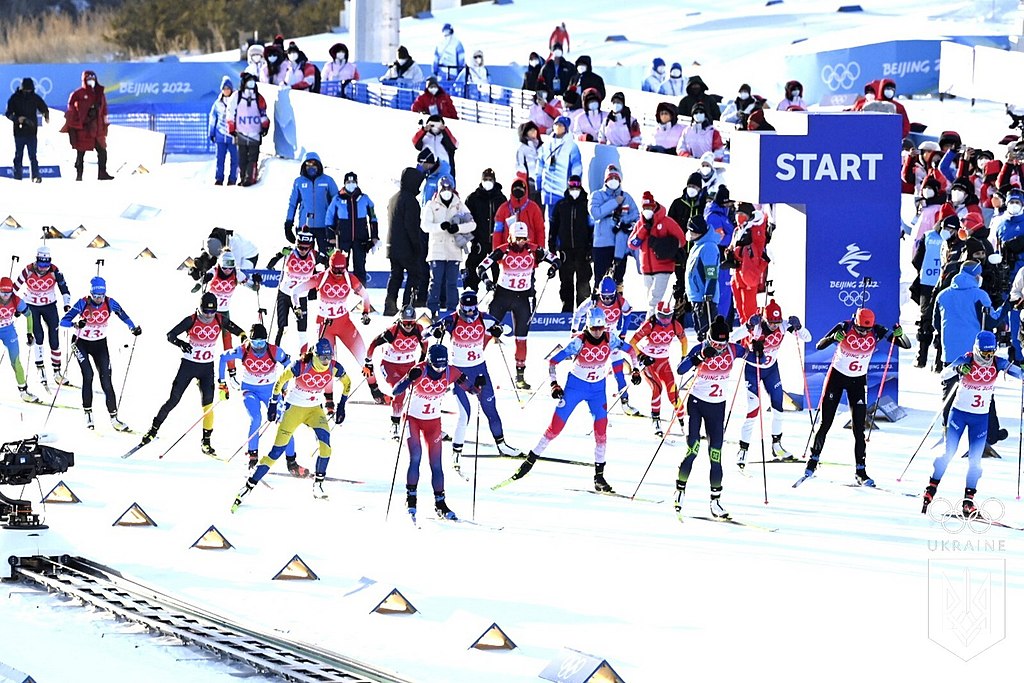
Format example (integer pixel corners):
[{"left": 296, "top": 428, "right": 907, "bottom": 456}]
[
  {"left": 141, "top": 424, "right": 158, "bottom": 445},
  {"left": 84, "top": 409, "right": 94, "bottom": 430},
  {"left": 231, "top": 479, "right": 255, "bottom": 512},
  {"left": 962, "top": 488, "right": 978, "bottom": 517},
  {"left": 803, "top": 453, "right": 820, "bottom": 479},
  {"left": 674, "top": 480, "right": 686, "bottom": 522},
  {"left": 514, "top": 368, "right": 531, "bottom": 391},
  {"left": 370, "top": 383, "right": 388, "bottom": 405},
  {"left": 511, "top": 451, "right": 539, "bottom": 480},
  {"left": 18, "top": 385, "right": 39, "bottom": 403},
  {"left": 406, "top": 488, "right": 418, "bottom": 523},
  {"left": 620, "top": 395, "right": 641, "bottom": 417},
  {"left": 389, "top": 416, "right": 401, "bottom": 441},
  {"left": 434, "top": 491, "right": 458, "bottom": 520},
  {"left": 201, "top": 429, "right": 217, "bottom": 457},
  {"left": 247, "top": 450, "right": 259, "bottom": 469},
  {"left": 36, "top": 363, "right": 49, "bottom": 393},
  {"left": 651, "top": 413, "right": 664, "bottom": 437},
  {"left": 109, "top": 412, "right": 130, "bottom": 433},
  {"left": 452, "top": 443, "right": 464, "bottom": 475},
  {"left": 495, "top": 437, "right": 522, "bottom": 457},
  {"left": 737, "top": 440, "right": 749, "bottom": 470},
  {"left": 594, "top": 462, "right": 614, "bottom": 493},
  {"left": 771, "top": 434, "right": 795, "bottom": 461},
  {"left": 854, "top": 465, "right": 875, "bottom": 487},
  {"left": 313, "top": 473, "right": 328, "bottom": 500},
  {"left": 710, "top": 488, "right": 730, "bottom": 519},
  {"left": 286, "top": 457, "right": 309, "bottom": 478},
  {"left": 921, "top": 478, "right": 939, "bottom": 514},
  {"left": 53, "top": 366, "right": 71, "bottom": 387}
]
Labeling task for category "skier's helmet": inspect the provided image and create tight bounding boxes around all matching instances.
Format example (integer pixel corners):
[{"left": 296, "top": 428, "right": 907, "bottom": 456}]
[
  {"left": 219, "top": 250, "right": 235, "bottom": 270},
  {"left": 89, "top": 276, "right": 106, "bottom": 297},
  {"left": 36, "top": 245, "right": 51, "bottom": 267},
  {"left": 199, "top": 292, "right": 218, "bottom": 317},
  {"left": 428, "top": 343, "right": 449, "bottom": 370},
  {"left": 249, "top": 323, "right": 268, "bottom": 350},
  {"left": 459, "top": 290, "right": 479, "bottom": 320},
  {"left": 598, "top": 276, "right": 616, "bottom": 305},
  {"left": 853, "top": 307, "right": 875, "bottom": 331},
  {"left": 655, "top": 300, "right": 673, "bottom": 323},
  {"left": 974, "top": 330, "right": 997, "bottom": 364},
  {"left": 400, "top": 305, "right": 417, "bottom": 331},
  {"left": 314, "top": 338, "right": 334, "bottom": 364},
  {"left": 586, "top": 307, "right": 607, "bottom": 334},
  {"left": 329, "top": 250, "right": 348, "bottom": 273}
]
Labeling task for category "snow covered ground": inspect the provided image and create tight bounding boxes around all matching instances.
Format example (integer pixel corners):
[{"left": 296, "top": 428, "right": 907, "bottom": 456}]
[{"left": 2, "top": 1, "right": 1024, "bottom": 681}]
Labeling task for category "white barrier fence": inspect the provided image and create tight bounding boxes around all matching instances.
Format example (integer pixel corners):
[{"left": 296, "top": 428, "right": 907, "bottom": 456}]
[{"left": 939, "top": 41, "right": 1024, "bottom": 104}]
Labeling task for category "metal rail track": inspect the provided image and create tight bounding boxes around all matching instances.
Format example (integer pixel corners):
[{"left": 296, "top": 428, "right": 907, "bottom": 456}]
[{"left": 7, "top": 555, "right": 415, "bottom": 683}]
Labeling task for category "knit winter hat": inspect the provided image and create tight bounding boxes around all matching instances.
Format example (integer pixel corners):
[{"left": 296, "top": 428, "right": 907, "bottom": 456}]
[
  {"left": 642, "top": 191, "right": 656, "bottom": 209},
  {"left": 959, "top": 260, "right": 982, "bottom": 277},
  {"left": 604, "top": 165, "right": 621, "bottom": 182},
  {"left": 687, "top": 215, "right": 709, "bottom": 235},
  {"left": 481, "top": 168, "right": 496, "bottom": 180},
  {"left": 344, "top": 171, "right": 358, "bottom": 184},
  {"left": 553, "top": 115, "right": 571, "bottom": 130},
  {"left": 567, "top": 175, "right": 583, "bottom": 188},
  {"left": 652, "top": 57, "right": 666, "bottom": 69},
  {"left": 417, "top": 148, "right": 436, "bottom": 165},
  {"left": 709, "top": 315, "right": 730, "bottom": 343}
]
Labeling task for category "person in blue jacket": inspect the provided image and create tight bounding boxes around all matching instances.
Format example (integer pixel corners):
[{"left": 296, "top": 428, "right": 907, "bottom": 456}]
[
  {"left": 327, "top": 171, "right": 378, "bottom": 285},
  {"left": 589, "top": 164, "right": 639, "bottom": 286},
  {"left": 703, "top": 185, "right": 736, "bottom": 326},
  {"left": 684, "top": 214, "right": 721, "bottom": 340},
  {"left": 284, "top": 152, "right": 338, "bottom": 254},
  {"left": 208, "top": 76, "right": 238, "bottom": 186},
  {"left": 417, "top": 148, "right": 452, "bottom": 207},
  {"left": 538, "top": 116, "right": 583, "bottom": 224}
]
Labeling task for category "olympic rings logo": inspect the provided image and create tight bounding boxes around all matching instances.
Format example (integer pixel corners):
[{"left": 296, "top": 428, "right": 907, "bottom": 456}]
[
  {"left": 0, "top": 308, "right": 13, "bottom": 325},
  {"left": 577, "top": 345, "right": 610, "bottom": 364},
  {"left": 557, "top": 653, "right": 589, "bottom": 680},
  {"left": 966, "top": 365, "right": 997, "bottom": 383},
  {"left": 766, "top": 328, "right": 783, "bottom": 346},
  {"left": 844, "top": 335, "right": 874, "bottom": 352},
  {"left": 84, "top": 309, "right": 109, "bottom": 325},
  {"left": 417, "top": 377, "right": 448, "bottom": 395},
  {"left": 838, "top": 289, "right": 870, "bottom": 307},
  {"left": 300, "top": 371, "right": 332, "bottom": 390},
  {"left": 245, "top": 357, "right": 276, "bottom": 374},
  {"left": 9, "top": 76, "right": 52, "bottom": 98},
  {"left": 703, "top": 354, "right": 732, "bottom": 372},
  {"left": 321, "top": 282, "right": 349, "bottom": 299},
  {"left": 393, "top": 337, "right": 419, "bottom": 352},
  {"left": 927, "top": 497, "right": 1005, "bottom": 534},
  {"left": 649, "top": 330, "right": 673, "bottom": 345},
  {"left": 453, "top": 323, "right": 484, "bottom": 342},
  {"left": 820, "top": 61, "right": 860, "bottom": 91},
  {"left": 288, "top": 256, "right": 315, "bottom": 275},
  {"left": 192, "top": 324, "right": 220, "bottom": 342},
  {"left": 599, "top": 304, "right": 621, "bottom": 324},
  {"left": 26, "top": 274, "right": 53, "bottom": 292},
  {"left": 210, "top": 279, "right": 236, "bottom": 294},
  {"left": 503, "top": 254, "right": 534, "bottom": 270}
]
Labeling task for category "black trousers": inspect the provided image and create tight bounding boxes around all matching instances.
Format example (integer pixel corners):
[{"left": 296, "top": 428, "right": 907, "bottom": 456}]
[
  {"left": 154, "top": 359, "right": 214, "bottom": 428},
  {"left": 558, "top": 248, "right": 593, "bottom": 312},
  {"left": 916, "top": 284, "right": 935, "bottom": 364},
  {"left": 488, "top": 287, "right": 532, "bottom": 336},
  {"left": 74, "top": 337, "right": 117, "bottom": 413},
  {"left": 692, "top": 300, "right": 718, "bottom": 342},
  {"left": 74, "top": 143, "right": 107, "bottom": 177},
  {"left": 385, "top": 257, "right": 425, "bottom": 309},
  {"left": 810, "top": 370, "right": 867, "bottom": 466},
  {"left": 237, "top": 137, "right": 261, "bottom": 184},
  {"left": 274, "top": 290, "right": 308, "bottom": 346}
]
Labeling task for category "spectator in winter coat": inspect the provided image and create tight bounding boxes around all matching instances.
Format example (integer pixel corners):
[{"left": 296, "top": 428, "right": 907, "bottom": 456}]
[
  {"left": 523, "top": 52, "right": 544, "bottom": 91},
  {"left": 265, "top": 45, "right": 288, "bottom": 85},
  {"left": 646, "top": 102, "right": 683, "bottom": 154},
  {"left": 244, "top": 43, "right": 268, "bottom": 82},
  {"left": 909, "top": 175, "right": 946, "bottom": 244},
  {"left": 323, "top": 43, "right": 360, "bottom": 90},
  {"left": 515, "top": 121, "right": 542, "bottom": 196},
  {"left": 570, "top": 87, "right": 603, "bottom": 142},
  {"left": 728, "top": 202, "right": 770, "bottom": 324},
  {"left": 385, "top": 167, "right": 427, "bottom": 313},
  {"left": 284, "top": 46, "right": 319, "bottom": 92},
  {"left": 417, "top": 148, "right": 453, "bottom": 207},
  {"left": 684, "top": 215, "right": 721, "bottom": 340},
  {"left": 658, "top": 63, "right": 686, "bottom": 98},
  {"left": 676, "top": 102, "right": 725, "bottom": 160},
  {"left": 421, "top": 175, "right": 475, "bottom": 317},
  {"left": 643, "top": 58, "right": 667, "bottom": 93},
  {"left": 677, "top": 75, "right": 721, "bottom": 122},
  {"left": 382, "top": 46, "right": 425, "bottom": 88},
  {"left": 225, "top": 72, "right": 269, "bottom": 187},
  {"left": 598, "top": 92, "right": 642, "bottom": 148},
  {"left": 412, "top": 114, "right": 459, "bottom": 179},
  {"left": 933, "top": 260, "right": 995, "bottom": 364},
  {"left": 629, "top": 192, "right": 686, "bottom": 316},
  {"left": 208, "top": 76, "right": 238, "bottom": 186},
  {"left": 60, "top": 69, "right": 111, "bottom": 182},
  {"left": 911, "top": 215, "right": 946, "bottom": 367},
  {"left": 703, "top": 185, "right": 736, "bottom": 324},
  {"left": 550, "top": 23, "right": 570, "bottom": 54},
  {"left": 746, "top": 100, "right": 775, "bottom": 132},
  {"left": 721, "top": 84, "right": 755, "bottom": 128},
  {"left": 5, "top": 77, "right": 49, "bottom": 182},
  {"left": 433, "top": 23, "right": 466, "bottom": 80},
  {"left": 464, "top": 168, "right": 507, "bottom": 290},
  {"left": 903, "top": 140, "right": 946, "bottom": 195},
  {"left": 940, "top": 177, "right": 986, "bottom": 237},
  {"left": 539, "top": 43, "right": 576, "bottom": 97},
  {"left": 285, "top": 152, "right": 339, "bottom": 254},
  {"left": 538, "top": 116, "right": 583, "bottom": 223},
  {"left": 457, "top": 49, "right": 490, "bottom": 89},
  {"left": 996, "top": 188, "right": 1024, "bottom": 353},
  {"left": 590, "top": 165, "right": 640, "bottom": 284},
  {"left": 568, "top": 55, "right": 605, "bottom": 101},
  {"left": 777, "top": 80, "right": 807, "bottom": 111},
  {"left": 493, "top": 177, "right": 546, "bottom": 249},
  {"left": 668, "top": 172, "right": 707, "bottom": 317},
  {"left": 696, "top": 152, "right": 724, "bottom": 197},
  {"left": 874, "top": 78, "right": 910, "bottom": 138},
  {"left": 549, "top": 175, "right": 594, "bottom": 311},
  {"left": 529, "top": 88, "right": 562, "bottom": 134},
  {"left": 412, "top": 78, "right": 459, "bottom": 120},
  {"left": 328, "top": 171, "right": 378, "bottom": 284}
]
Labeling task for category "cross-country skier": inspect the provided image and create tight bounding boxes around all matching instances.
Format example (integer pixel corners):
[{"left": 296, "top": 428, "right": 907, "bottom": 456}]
[
  {"left": 732, "top": 299, "right": 811, "bottom": 468},
  {"left": 674, "top": 315, "right": 764, "bottom": 520},
  {"left": 392, "top": 343, "right": 484, "bottom": 522},
  {"left": 217, "top": 323, "right": 296, "bottom": 470},
  {"left": 201, "top": 249, "right": 255, "bottom": 381},
  {"left": 266, "top": 230, "right": 326, "bottom": 348},
  {"left": 628, "top": 300, "right": 687, "bottom": 436},
  {"left": 922, "top": 331, "right": 1020, "bottom": 516},
  {"left": 233, "top": 338, "right": 351, "bottom": 509},
  {"left": 59, "top": 276, "right": 140, "bottom": 431},
  {"left": 313, "top": 250, "right": 371, "bottom": 365},
  {"left": 365, "top": 305, "right": 428, "bottom": 437},
  {"left": 427, "top": 290, "right": 522, "bottom": 462},
  {"left": 15, "top": 245, "right": 71, "bottom": 391},
  {"left": 804, "top": 307, "right": 910, "bottom": 485},
  {"left": 0, "top": 276, "right": 38, "bottom": 402},
  {"left": 572, "top": 275, "right": 640, "bottom": 415},
  {"left": 477, "top": 221, "right": 560, "bottom": 389},
  {"left": 501, "top": 307, "right": 640, "bottom": 492},
  {"left": 141, "top": 292, "right": 246, "bottom": 455}
]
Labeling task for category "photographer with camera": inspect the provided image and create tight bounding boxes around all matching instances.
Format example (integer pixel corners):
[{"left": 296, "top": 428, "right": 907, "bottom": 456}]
[
  {"left": 412, "top": 114, "right": 458, "bottom": 181},
  {"left": 589, "top": 165, "right": 638, "bottom": 286}
]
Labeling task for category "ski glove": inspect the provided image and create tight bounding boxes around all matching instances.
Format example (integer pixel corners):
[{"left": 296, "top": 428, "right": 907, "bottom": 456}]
[
  {"left": 482, "top": 278, "right": 495, "bottom": 292},
  {"left": 488, "top": 324, "right": 503, "bottom": 338},
  {"left": 547, "top": 265, "right": 557, "bottom": 278},
  {"left": 25, "top": 333, "right": 33, "bottom": 347},
  {"left": 432, "top": 326, "right": 445, "bottom": 339},
  {"left": 746, "top": 313, "right": 762, "bottom": 330},
  {"left": 630, "top": 369, "right": 642, "bottom": 385},
  {"left": 267, "top": 400, "right": 279, "bottom": 422},
  {"left": 474, "top": 374, "right": 488, "bottom": 389},
  {"left": 361, "top": 313, "right": 371, "bottom": 325},
  {"left": 292, "top": 305, "right": 305, "bottom": 318},
  {"left": 407, "top": 366, "right": 423, "bottom": 382},
  {"left": 335, "top": 396, "right": 347, "bottom": 424},
  {"left": 218, "top": 382, "right": 229, "bottom": 400},
  {"left": 74, "top": 318, "right": 87, "bottom": 329},
  {"left": 132, "top": 326, "right": 142, "bottom": 336},
  {"left": 173, "top": 339, "right": 194, "bottom": 354},
  {"left": 700, "top": 344, "right": 720, "bottom": 360},
  {"left": 362, "top": 362, "right": 374, "bottom": 379},
  {"left": 786, "top": 315, "right": 802, "bottom": 332},
  {"left": 832, "top": 329, "right": 846, "bottom": 343},
  {"left": 892, "top": 324, "right": 904, "bottom": 338},
  {"left": 637, "top": 352, "right": 655, "bottom": 368},
  {"left": 325, "top": 397, "right": 335, "bottom": 417},
  {"left": 550, "top": 381, "right": 564, "bottom": 399},
  {"left": 284, "top": 220, "right": 295, "bottom": 244},
  {"left": 64, "top": 304, "right": 71, "bottom": 313},
  {"left": 956, "top": 364, "right": 972, "bottom": 375}
]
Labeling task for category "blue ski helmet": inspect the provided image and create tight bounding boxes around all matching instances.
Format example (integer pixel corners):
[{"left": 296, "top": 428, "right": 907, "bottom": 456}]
[
  {"left": 975, "top": 331, "right": 997, "bottom": 354},
  {"left": 459, "top": 290, "right": 479, "bottom": 320},
  {"left": 428, "top": 343, "right": 449, "bottom": 369},
  {"left": 89, "top": 276, "right": 106, "bottom": 296},
  {"left": 586, "top": 307, "right": 607, "bottom": 332},
  {"left": 598, "top": 276, "right": 616, "bottom": 304},
  {"left": 314, "top": 337, "right": 333, "bottom": 361}
]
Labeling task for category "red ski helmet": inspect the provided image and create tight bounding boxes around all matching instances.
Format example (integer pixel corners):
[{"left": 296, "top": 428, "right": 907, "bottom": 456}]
[
  {"left": 853, "top": 307, "right": 875, "bottom": 329},
  {"left": 329, "top": 250, "right": 348, "bottom": 272},
  {"left": 764, "top": 299, "right": 782, "bottom": 324}
]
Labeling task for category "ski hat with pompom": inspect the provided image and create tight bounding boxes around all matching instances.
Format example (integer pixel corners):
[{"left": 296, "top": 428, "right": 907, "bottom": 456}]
[{"left": 709, "top": 315, "right": 730, "bottom": 343}]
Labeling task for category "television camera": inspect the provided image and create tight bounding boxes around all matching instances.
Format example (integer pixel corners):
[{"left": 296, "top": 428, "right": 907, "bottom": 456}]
[{"left": 0, "top": 436, "right": 74, "bottom": 530}]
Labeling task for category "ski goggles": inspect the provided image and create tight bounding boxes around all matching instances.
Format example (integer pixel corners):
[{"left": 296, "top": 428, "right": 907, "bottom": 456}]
[
  {"left": 853, "top": 325, "right": 871, "bottom": 335},
  {"left": 976, "top": 348, "right": 995, "bottom": 362},
  {"left": 460, "top": 305, "right": 478, "bottom": 318},
  {"left": 250, "top": 338, "right": 268, "bottom": 351},
  {"left": 89, "top": 293, "right": 105, "bottom": 304}
]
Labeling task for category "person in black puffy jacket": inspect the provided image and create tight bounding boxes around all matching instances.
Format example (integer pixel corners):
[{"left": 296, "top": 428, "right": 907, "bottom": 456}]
[
  {"left": 463, "top": 168, "right": 507, "bottom": 291},
  {"left": 550, "top": 175, "right": 594, "bottom": 311},
  {"left": 385, "top": 167, "right": 427, "bottom": 314}
]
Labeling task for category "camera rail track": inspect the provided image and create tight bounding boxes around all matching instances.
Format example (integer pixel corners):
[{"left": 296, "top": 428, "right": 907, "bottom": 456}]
[{"left": 7, "top": 554, "right": 415, "bottom": 683}]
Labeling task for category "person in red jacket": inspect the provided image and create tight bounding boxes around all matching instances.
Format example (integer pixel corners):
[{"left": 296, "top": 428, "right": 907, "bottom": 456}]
[
  {"left": 875, "top": 78, "right": 910, "bottom": 138},
  {"left": 411, "top": 77, "right": 459, "bottom": 119},
  {"left": 939, "top": 177, "right": 986, "bottom": 236},
  {"left": 60, "top": 69, "right": 112, "bottom": 181},
  {"left": 629, "top": 301, "right": 687, "bottom": 436},
  {"left": 728, "top": 202, "right": 771, "bottom": 324},
  {"left": 628, "top": 191, "right": 686, "bottom": 317},
  {"left": 492, "top": 177, "right": 546, "bottom": 249},
  {"left": 549, "top": 23, "right": 570, "bottom": 56}
]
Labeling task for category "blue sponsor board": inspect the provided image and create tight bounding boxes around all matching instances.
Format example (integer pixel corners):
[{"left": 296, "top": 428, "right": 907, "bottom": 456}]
[{"left": 0, "top": 165, "right": 61, "bottom": 178}]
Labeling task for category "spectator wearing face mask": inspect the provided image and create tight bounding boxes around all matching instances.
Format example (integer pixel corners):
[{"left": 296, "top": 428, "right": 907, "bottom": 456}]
[
  {"left": 676, "top": 102, "right": 724, "bottom": 160},
  {"left": 422, "top": 175, "right": 475, "bottom": 318},
  {"left": 539, "top": 43, "right": 576, "bottom": 97},
  {"left": 6, "top": 77, "right": 50, "bottom": 183},
  {"left": 590, "top": 165, "right": 639, "bottom": 284},
  {"left": 417, "top": 149, "right": 452, "bottom": 210},
  {"left": 940, "top": 178, "right": 986, "bottom": 239},
  {"left": 538, "top": 115, "right": 583, "bottom": 224},
  {"left": 523, "top": 52, "right": 544, "bottom": 91},
  {"left": 413, "top": 114, "right": 459, "bottom": 179},
  {"left": 458, "top": 50, "right": 490, "bottom": 89},
  {"left": 677, "top": 75, "right": 721, "bottom": 121},
  {"left": 999, "top": 189, "right": 1024, "bottom": 352},
  {"left": 570, "top": 88, "right": 603, "bottom": 142},
  {"left": 745, "top": 96, "right": 775, "bottom": 131},
  {"left": 207, "top": 76, "right": 238, "bottom": 186},
  {"left": 550, "top": 175, "right": 594, "bottom": 311},
  {"left": 684, "top": 215, "right": 721, "bottom": 340},
  {"left": 412, "top": 77, "right": 459, "bottom": 119},
  {"left": 529, "top": 87, "right": 562, "bottom": 134},
  {"left": 629, "top": 192, "right": 686, "bottom": 317},
  {"left": 284, "top": 44, "right": 320, "bottom": 92},
  {"left": 285, "top": 152, "right": 339, "bottom": 252},
  {"left": 704, "top": 185, "right": 738, "bottom": 325},
  {"left": 493, "top": 177, "right": 545, "bottom": 249},
  {"left": 721, "top": 84, "right": 755, "bottom": 128},
  {"left": 658, "top": 63, "right": 686, "bottom": 98},
  {"left": 903, "top": 140, "right": 946, "bottom": 196},
  {"left": 646, "top": 102, "right": 682, "bottom": 154},
  {"left": 515, "top": 121, "right": 542, "bottom": 197},
  {"left": 598, "top": 92, "right": 642, "bottom": 149},
  {"left": 643, "top": 58, "right": 667, "bottom": 93},
  {"left": 568, "top": 55, "right": 605, "bottom": 100},
  {"left": 383, "top": 46, "right": 425, "bottom": 88},
  {"left": 777, "top": 80, "right": 806, "bottom": 111},
  {"left": 464, "top": 169, "right": 507, "bottom": 291},
  {"left": 850, "top": 80, "right": 878, "bottom": 112},
  {"left": 910, "top": 214, "right": 946, "bottom": 368},
  {"left": 244, "top": 44, "right": 268, "bottom": 83},
  {"left": 323, "top": 43, "right": 359, "bottom": 87},
  {"left": 668, "top": 172, "right": 708, "bottom": 319},
  {"left": 328, "top": 171, "right": 378, "bottom": 285},
  {"left": 695, "top": 152, "right": 723, "bottom": 197},
  {"left": 909, "top": 175, "right": 946, "bottom": 244},
  {"left": 433, "top": 23, "right": 466, "bottom": 80},
  {"left": 997, "top": 150, "right": 1023, "bottom": 191},
  {"left": 226, "top": 72, "right": 270, "bottom": 187},
  {"left": 265, "top": 45, "right": 288, "bottom": 85},
  {"left": 875, "top": 78, "right": 909, "bottom": 138},
  {"left": 61, "top": 69, "right": 111, "bottom": 181},
  {"left": 549, "top": 22, "right": 570, "bottom": 55},
  {"left": 385, "top": 167, "right": 428, "bottom": 313}
]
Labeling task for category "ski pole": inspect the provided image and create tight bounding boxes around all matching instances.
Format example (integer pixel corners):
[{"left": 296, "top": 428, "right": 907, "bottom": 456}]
[
  {"left": 723, "top": 365, "right": 744, "bottom": 432},
  {"left": 755, "top": 362, "right": 768, "bottom": 505},
  {"left": 115, "top": 336, "right": 138, "bottom": 414},
  {"left": 42, "top": 334, "right": 78, "bottom": 429},
  {"left": 493, "top": 337, "right": 521, "bottom": 403},
  {"left": 629, "top": 371, "right": 695, "bottom": 499},
  {"left": 864, "top": 333, "right": 897, "bottom": 442},
  {"left": 8, "top": 255, "right": 19, "bottom": 278},
  {"left": 472, "top": 398, "right": 480, "bottom": 520},
  {"left": 1017, "top": 378, "right": 1023, "bottom": 500},
  {"left": 523, "top": 273, "right": 553, "bottom": 330},
  {"left": 228, "top": 419, "right": 273, "bottom": 462},
  {"left": 800, "top": 347, "right": 839, "bottom": 461},
  {"left": 897, "top": 384, "right": 959, "bottom": 481},
  {"left": 158, "top": 398, "right": 225, "bottom": 459},
  {"left": 796, "top": 341, "right": 813, "bottom": 426},
  {"left": 385, "top": 387, "right": 413, "bottom": 520}
]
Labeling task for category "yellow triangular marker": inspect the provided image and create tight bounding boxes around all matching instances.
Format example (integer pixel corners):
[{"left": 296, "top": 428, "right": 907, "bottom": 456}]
[
  {"left": 272, "top": 554, "right": 318, "bottom": 580},
  {"left": 3, "top": 215, "right": 21, "bottom": 228},
  {"left": 371, "top": 588, "right": 417, "bottom": 614},
  {"left": 42, "top": 225, "right": 64, "bottom": 239},
  {"left": 417, "top": 313, "right": 433, "bottom": 328},
  {"left": 134, "top": 164, "right": 149, "bottom": 174},
  {"left": 590, "top": 662, "right": 626, "bottom": 682},
  {"left": 42, "top": 481, "right": 81, "bottom": 504},
  {"left": 190, "top": 525, "right": 232, "bottom": 550},
  {"left": 66, "top": 225, "right": 87, "bottom": 239},
  {"left": 136, "top": 247, "right": 157, "bottom": 259},
  {"left": 87, "top": 235, "right": 110, "bottom": 248},
  {"left": 112, "top": 502, "right": 157, "bottom": 527},
  {"left": 470, "top": 622, "right": 516, "bottom": 650},
  {"left": 177, "top": 257, "right": 195, "bottom": 271}
]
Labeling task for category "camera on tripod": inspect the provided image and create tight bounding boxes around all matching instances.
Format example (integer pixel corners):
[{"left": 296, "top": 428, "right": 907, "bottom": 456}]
[{"left": 0, "top": 436, "right": 75, "bottom": 530}]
